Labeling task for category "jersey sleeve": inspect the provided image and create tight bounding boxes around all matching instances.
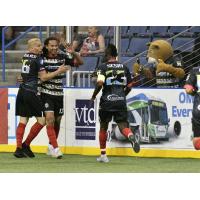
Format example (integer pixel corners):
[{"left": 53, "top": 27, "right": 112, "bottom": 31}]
[
  {"left": 36, "top": 56, "right": 45, "bottom": 72},
  {"left": 185, "top": 69, "right": 196, "bottom": 87}
]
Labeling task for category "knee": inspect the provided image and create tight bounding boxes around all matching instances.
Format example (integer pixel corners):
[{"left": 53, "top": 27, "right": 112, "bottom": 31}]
[
  {"left": 46, "top": 116, "right": 55, "bottom": 126},
  {"left": 193, "top": 138, "right": 200, "bottom": 150}
]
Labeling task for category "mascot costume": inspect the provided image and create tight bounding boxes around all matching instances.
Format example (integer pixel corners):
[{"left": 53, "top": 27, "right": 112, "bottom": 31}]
[{"left": 133, "top": 39, "right": 185, "bottom": 88}]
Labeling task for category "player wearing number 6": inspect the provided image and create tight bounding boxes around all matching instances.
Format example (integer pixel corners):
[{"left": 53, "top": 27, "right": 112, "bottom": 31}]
[{"left": 14, "top": 38, "right": 69, "bottom": 158}]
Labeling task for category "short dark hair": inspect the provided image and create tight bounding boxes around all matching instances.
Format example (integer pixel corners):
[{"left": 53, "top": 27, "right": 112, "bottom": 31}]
[
  {"left": 44, "top": 36, "right": 59, "bottom": 46},
  {"left": 105, "top": 43, "right": 118, "bottom": 57}
]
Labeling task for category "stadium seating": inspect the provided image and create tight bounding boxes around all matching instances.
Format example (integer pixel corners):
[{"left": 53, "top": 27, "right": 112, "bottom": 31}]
[
  {"left": 79, "top": 56, "right": 99, "bottom": 71},
  {"left": 129, "top": 26, "right": 147, "bottom": 35},
  {"left": 172, "top": 37, "right": 195, "bottom": 52},
  {"left": 128, "top": 37, "right": 151, "bottom": 55},
  {"left": 169, "top": 26, "right": 189, "bottom": 34},
  {"left": 189, "top": 26, "right": 200, "bottom": 33},
  {"left": 121, "top": 38, "right": 130, "bottom": 53},
  {"left": 149, "top": 26, "right": 169, "bottom": 34}
]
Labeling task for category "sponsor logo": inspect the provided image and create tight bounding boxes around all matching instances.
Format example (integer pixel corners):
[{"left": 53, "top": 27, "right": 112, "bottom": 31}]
[
  {"left": 75, "top": 99, "right": 96, "bottom": 140},
  {"left": 45, "top": 103, "right": 49, "bottom": 108},
  {"left": 107, "top": 94, "right": 124, "bottom": 101}
]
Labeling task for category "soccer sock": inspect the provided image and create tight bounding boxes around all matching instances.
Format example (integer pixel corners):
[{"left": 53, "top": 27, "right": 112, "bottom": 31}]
[
  {"left": 121, "top": 128, "right": 133, "bottom": 139},
  {"left": 46, "top": 125, "right": 58, "bottom": 148},
  {"left": 99, "top": 130, "right": 107, "bottom": 155},
  {"left": 24, "top": 122, "right": 44, "bottom": 146},
  {"left": 16, "top": 123, "right": 26, "bottom": 148},
  {"left": 54, "top": 124, "right": 60, "bottom": 139}
]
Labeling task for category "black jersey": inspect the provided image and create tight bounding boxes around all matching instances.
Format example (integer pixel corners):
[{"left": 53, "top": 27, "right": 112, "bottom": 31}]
[
  {"left": 185, "top": 66, "right": 200, "bottom": 94},
  {"left": 97, "top": 61, "right": 132, "bottom": 111},
  {"left": 156, "top": 55, "right": 184, "bottom": 88},
  {"left": 20, "top": 53, "right": 44, "bottom": 93},
  {"left": 41, "top": 52, "right": 74, "bottom": 96}
]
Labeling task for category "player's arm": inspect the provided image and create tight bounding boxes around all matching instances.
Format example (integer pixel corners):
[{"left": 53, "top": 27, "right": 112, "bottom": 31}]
[
  {"left": 124, "top": 67, "right": 132, "bottom": 96},
  {"left": 91, "top": 70, "right": 105, "bottom": 100},
  {"left": 184, "top": 70, "right": 197, "bottom": 96},
  {"left": 39, "top": 65, "right": 70, "bottom": 82}
]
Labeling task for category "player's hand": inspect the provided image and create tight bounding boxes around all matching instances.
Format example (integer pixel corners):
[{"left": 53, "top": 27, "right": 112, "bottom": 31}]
[
  {"left": 88, "top": 97, "right": 95, "bottom": 108},
  {"left": 58, "top": 64, "right": 70, "bottom": 73}
]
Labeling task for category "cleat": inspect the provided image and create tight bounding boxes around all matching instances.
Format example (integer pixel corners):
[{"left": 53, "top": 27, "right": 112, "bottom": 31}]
[
  {"left": 97, "top": 155, "right": 109, "bottom": 163},
  {"left": 22, "top": 143, "right": 35, "bottom": 158},
  {"left": 14, "top": 147, "right": 27, "bottom": 158},
  {"left": 46, "top": 144, "right": 54, "bottom": 156},
  {"left": 51, "top": 147, "right": 63, "bottom": 159},
  {"left": 129, "top": 134, "right": 140, "bottom": 153}
]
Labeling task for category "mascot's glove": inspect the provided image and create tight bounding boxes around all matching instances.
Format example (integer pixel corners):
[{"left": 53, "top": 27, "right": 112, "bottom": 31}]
[
  {"left": 133, "top": 63, "right": 141, "bottom": 75},
  {"left": 156, "top": 59, "right": 185, "bottom": 78},
  {"left": 133, "top": 63, "right": 153, "bottom": 79}
]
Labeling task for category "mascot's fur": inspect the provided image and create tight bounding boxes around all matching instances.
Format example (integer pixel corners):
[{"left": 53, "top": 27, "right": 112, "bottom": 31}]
[{"left": 133, "top": 39, "right": 185, "bottom": 80}]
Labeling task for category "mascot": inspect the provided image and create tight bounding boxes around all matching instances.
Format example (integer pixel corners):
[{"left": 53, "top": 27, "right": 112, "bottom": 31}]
[{"left": 133, "top": 39, "right": 185, "bottom": 88}]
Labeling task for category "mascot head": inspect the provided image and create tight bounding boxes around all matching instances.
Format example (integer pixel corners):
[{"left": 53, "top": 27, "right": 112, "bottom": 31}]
[{"left": 147, "top": 40, "right": 173, "bottom": 64}]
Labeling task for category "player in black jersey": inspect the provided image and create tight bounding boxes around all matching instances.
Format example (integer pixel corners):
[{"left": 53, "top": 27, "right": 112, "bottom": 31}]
[
  {"left": 90, "top": 44, "right": 140, "bottom": 163},
  {"left": 184, "top": 67, "right": 200, "bottom": 150},
  {"left": 41, "top": 37, "right": 83, "bottom": 157},
  {"left": 14, "top": 38, "right": 69, "bottom": 158}
]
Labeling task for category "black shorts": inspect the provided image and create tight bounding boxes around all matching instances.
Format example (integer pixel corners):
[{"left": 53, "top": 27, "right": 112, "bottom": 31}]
[
  {"left": 99, "top": 110, "right": 128, "bottom": 123},
  {"left": 192, "top": 96, "right": 200, "bottom": 137},
  {"left": 15, "top": 88, "right": 44, "bottom": 117},
  {"left": 41, "top": 93, "right": 64, "bottom": 116}
]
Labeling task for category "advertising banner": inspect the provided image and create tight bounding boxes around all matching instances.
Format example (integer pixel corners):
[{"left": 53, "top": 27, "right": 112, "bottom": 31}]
[{"left": 0, "top": 88, "right": 8, "bottom": 144}]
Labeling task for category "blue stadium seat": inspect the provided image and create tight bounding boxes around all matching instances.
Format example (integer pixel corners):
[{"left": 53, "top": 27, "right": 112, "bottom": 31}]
[
  {"left": 189, "top": 26, "right": 200, "bottom": 33},
  {"left": 169, "top": 26, "right": 189, "bottom": 33},
  {"left": 172, "top": 37, "right": 195, "bottom": 52},
  {"left": 121, "top": 26, "right": 129, "bottom": 36},
  {"left": 121, "top": 56, "right": 137, "bottom": 71},
  {"left": 128, "top": 26, "right": 147, "bottom": 35},
  {"left": 149, "top": 26, "right": 168, "bottom": 34},
  {"left": 79, "top": 56, "right": 99, "bottom": 71},
  {"left": 151, "top": 37, "right": 173, "bottom": 44},
  {"left": 128, "top": 37, "right": 151, "bottom": 55},
  {"left": 121, "top": 38, "right": 130, "bottom": 53}
]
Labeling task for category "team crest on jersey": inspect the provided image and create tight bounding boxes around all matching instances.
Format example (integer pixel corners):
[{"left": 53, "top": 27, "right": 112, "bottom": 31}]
[{"left": 45, "top": 103, "right": 49, "bottom": 108}]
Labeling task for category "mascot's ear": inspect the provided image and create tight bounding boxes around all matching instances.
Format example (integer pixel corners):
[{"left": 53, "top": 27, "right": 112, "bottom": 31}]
[
  {"left": 152, "top": 44, "right": 160, "bottom": 50},
  {"left": 146, "top": 42, "right": 151, "bottom": 47}
]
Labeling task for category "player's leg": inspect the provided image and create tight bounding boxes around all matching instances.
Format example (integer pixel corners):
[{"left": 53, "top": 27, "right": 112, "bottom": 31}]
[
  {"left": 14, "top": 116, "right": 29, "bottom": 158},
  {"left": 22, "top": 92, "right": 46, "bottom": 157},
  {"left": 14, "top": 88, "right": 29, "bottom": 158},
  {"left": 96, "top": 110, "right": 110, "bottom": 163},
  {"left": 191, "top": 96, "right": 200, "bottom": 150},
  {"left": 41, "top": 93, "right": 61, "bottom": 158},
  {"left": 116, "top": 111, "right": 140, "bottom": 153}
]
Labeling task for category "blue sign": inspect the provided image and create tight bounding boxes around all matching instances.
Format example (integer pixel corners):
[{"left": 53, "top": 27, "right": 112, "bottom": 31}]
[{"left": 75, "top": 99, "right": 96, "bottom": 140}]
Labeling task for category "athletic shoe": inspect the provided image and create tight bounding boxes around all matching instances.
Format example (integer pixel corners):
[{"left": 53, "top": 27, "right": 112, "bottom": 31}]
[
  {"left": 97, "top": 154, "right": 109, "bottom": 163},
  {"left": 13, "top": 147, "right": 27, "bottom": 158},
  {"left": 51, "top": 147, "right": 63, "bottom": 159},
  {"left": 129, "top": 134, "right": 140, "bottom": 153},
  {"left": 22, "top": 143, "right": 35, "bottom": 158},
  {"left": 46, "top": 144, "right": 54, "bottom": 156}
]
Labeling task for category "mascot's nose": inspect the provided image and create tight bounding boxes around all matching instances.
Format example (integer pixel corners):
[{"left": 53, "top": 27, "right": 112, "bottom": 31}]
[{"left": 147, "top": 57, "right": 157, "bottom": 64}]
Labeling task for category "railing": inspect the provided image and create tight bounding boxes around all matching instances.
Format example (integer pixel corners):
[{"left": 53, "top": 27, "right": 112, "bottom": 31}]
[
  {"left": 72, "top": 71, "right": 94, "bottom": 87},
  {"left": 1, "top": 26, "right": 43, "bottom": 82}
]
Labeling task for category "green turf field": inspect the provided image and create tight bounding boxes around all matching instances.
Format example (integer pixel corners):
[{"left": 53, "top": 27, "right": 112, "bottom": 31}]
[{"left": 1, "top": 153, "right": 200, "bottom": 172}]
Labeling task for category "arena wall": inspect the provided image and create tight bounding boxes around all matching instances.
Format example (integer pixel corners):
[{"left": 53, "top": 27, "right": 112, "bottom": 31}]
[{"left": 0, "top": 87, "right": 199, "bottom": 158}]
